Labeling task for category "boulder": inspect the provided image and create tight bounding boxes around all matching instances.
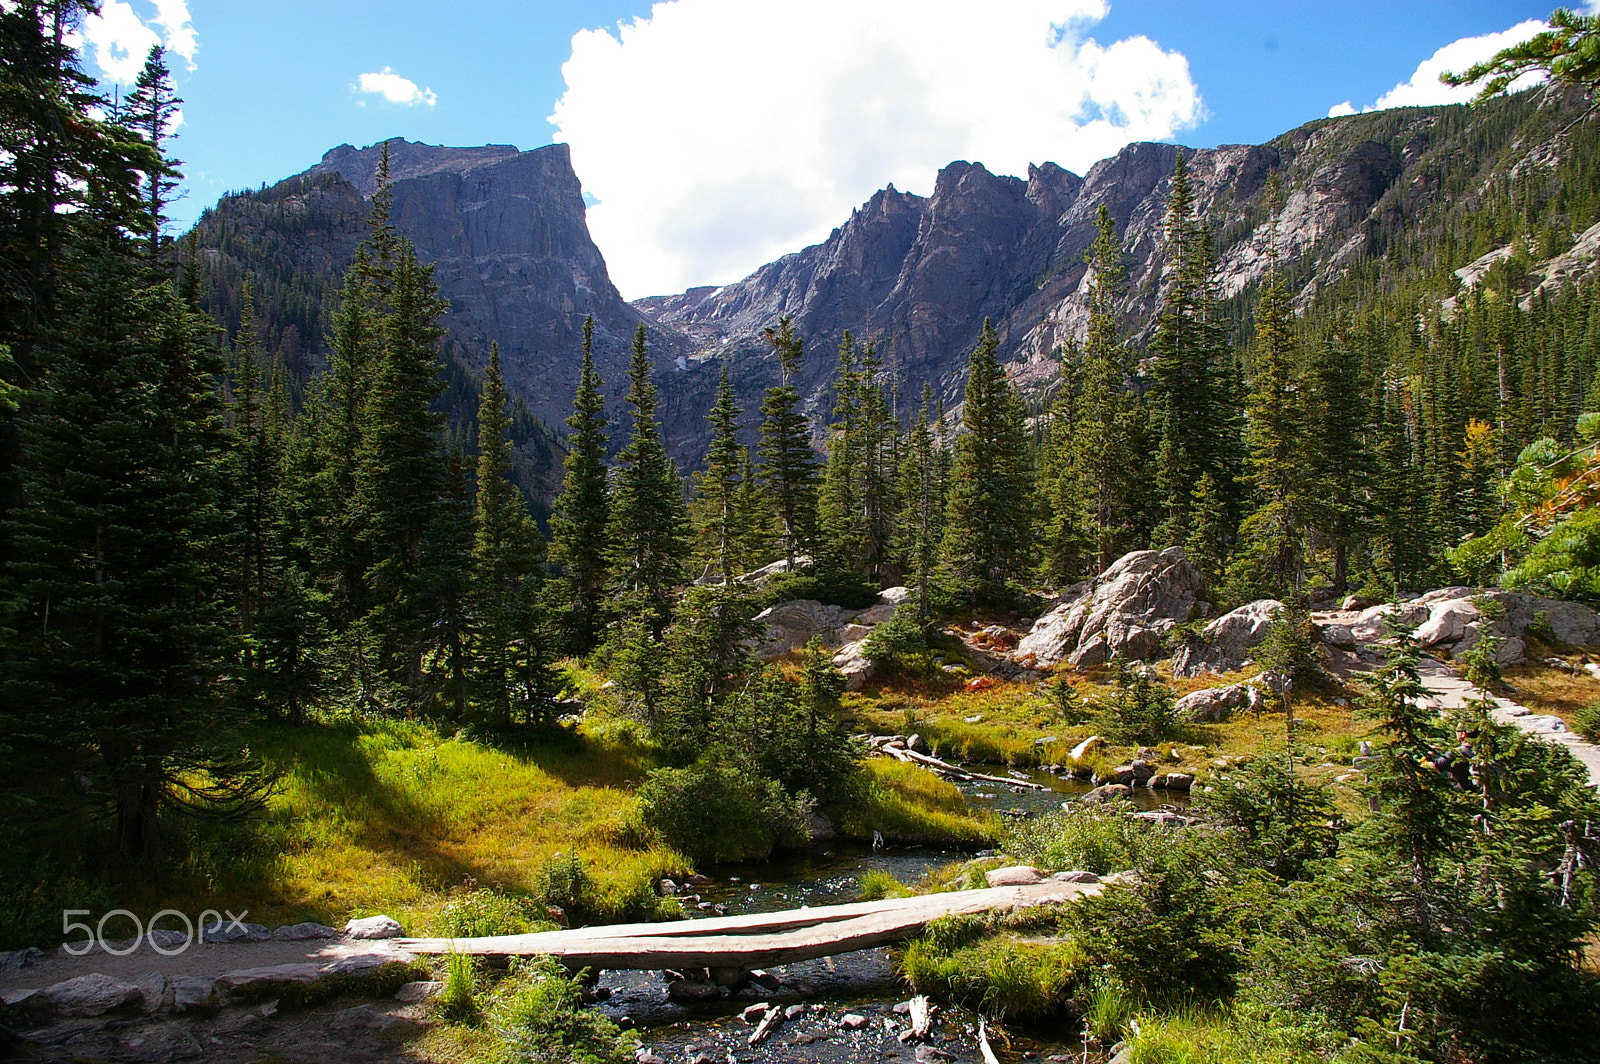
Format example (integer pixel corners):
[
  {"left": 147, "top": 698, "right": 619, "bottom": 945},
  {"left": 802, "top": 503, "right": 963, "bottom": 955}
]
[
  {"left": 272, "top": 922, "right": 339, "bottom": 941},
  {"left": 1413, "top": 598, "right": 1478, "bottom": 647},
  {"left": 1174, "top": 683, "right": 1247, "bottom": 723},
  {"left": 1068, "top": 735, "right": 1104, "bottom": 761},
  {"left": 1, "top": 987, "right": 53, "bottom": 1022},
  {"left": 853, "top": 605, "right": 897, "bottom": 626},
  {"left": 878, "top": 586, "right": 914, "bottom": 606},
  {"left": 753, "top": 599, "right": 859, "bottom": 659},
  {"left": 1049, "top": 870, "right": 1100, "bottom": 883},
  {"left": 1316, "top": 623, "right": 1357, "bottom": 647},
  {"left": 0, "top": 947, "right": 44, "bottom": 976},
  {"left": 1015, "top": 548, "right": 1204, "bottom": 669},
  {"left": 136, "top": 972, "right": 166, "bottom": 1013},
  {"left": 1170, "top": 599, "right": 1283, "bottom": 677},
  {"left": 1349, "top": 601, "right": 1429, "bottom": 643},
  {"left": 1149, "top": 772, "right": 1195, "bottom": 792},
  {"left": 326, "top": 950, "right": 416, "bottom": 976},
  {"left": 215, "top": 964, "right": 323, "bottom": 996},
  {"left": 984, "top": 865, "right": 1043, "bottom": 886},
  {"left": 344, "top": 914, "right": 404, "bottom": 940},
  {"left": 42, "top": 973, "right": 143, "bottom": 1018},
  {"left": 170, "top": 975, "right": 217, "bottom": 1014},
  {"left": 201, "top": 920, "right": 271, "bottom": 943},
  {"left": 831, "top": 639, "right": 875, "bottom": 691},
  {"left": 1081, "top": 783, "right": 1134, "bottom": 802}
]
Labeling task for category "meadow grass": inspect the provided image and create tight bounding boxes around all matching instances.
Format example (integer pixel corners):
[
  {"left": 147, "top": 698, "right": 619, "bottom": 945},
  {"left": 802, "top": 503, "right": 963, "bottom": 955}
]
[
  {"left": 129, "top": 716, "right": 690, "bottom": 937},
  {"left": 897, "top": 911, "right": 1086, "bottom": 1021},
  {"left": 836, "top": 758, "right": 996, "bottom": 847}
]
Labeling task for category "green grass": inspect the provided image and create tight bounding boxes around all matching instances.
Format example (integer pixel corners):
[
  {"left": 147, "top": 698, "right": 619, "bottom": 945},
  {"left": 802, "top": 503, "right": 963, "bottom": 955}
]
[
  {"left": 898, "top": 912, "right": 1086, "bottom": 1021},
  {"left": 1124, "top": 1008, "right": 1330, "bottom": 1064},
  {"left": 836, "top": 758, "right": 995, "bottom": 847},
  {"left": 857, "top": 869, "right": 915, "bottom": 900}
]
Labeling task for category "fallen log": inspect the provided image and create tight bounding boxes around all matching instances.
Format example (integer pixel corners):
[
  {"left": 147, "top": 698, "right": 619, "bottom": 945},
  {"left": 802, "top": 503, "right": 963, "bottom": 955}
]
[
  {"left": 399, "top": 881, "right": 1098, "bottom": 971},
  {"left": 874, "top": 742, "right": 1050, "bottom": 791},
  {"left": 748, "top": 1005, "right": 782, "bottom": 1045}
]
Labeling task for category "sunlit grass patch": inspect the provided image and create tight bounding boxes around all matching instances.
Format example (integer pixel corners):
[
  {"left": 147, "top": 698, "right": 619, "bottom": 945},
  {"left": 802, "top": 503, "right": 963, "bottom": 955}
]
[
  {"left": 1503, "top": 658, "right": 1600, "bottom": 724},
  {"left": 898, "top": 912, "right": 1086, "bottom": 1021},
  {"left": 1124, "top": 1007, "right": 1328, "bottom": 1064},
  {"left": 836, "top": 758, "right": 994, "bottom": 847}
]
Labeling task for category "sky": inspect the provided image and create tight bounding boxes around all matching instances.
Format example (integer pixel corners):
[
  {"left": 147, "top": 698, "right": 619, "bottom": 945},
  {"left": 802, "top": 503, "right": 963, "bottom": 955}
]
[{"left": 77, "top": 0, "right": 1565, "bottom": 299}]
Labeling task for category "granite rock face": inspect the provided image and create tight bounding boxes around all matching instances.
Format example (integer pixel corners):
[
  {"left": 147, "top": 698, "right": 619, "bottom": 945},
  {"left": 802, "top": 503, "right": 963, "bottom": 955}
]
[{"left": 1015, "top": 548, "right": 1204, "bottom": 669}]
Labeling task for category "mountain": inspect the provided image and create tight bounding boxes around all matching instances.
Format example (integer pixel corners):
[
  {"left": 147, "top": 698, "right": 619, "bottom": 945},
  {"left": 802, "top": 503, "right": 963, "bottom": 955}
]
[
  {"left": 187, "top": 89, "right": 1600, "bottom": 483},
  {"left": 637, "top": 90, "right": 1598, "bottom": 414},
  {"left": 189, "top": 138, "right": 671, "bottom": 435}
]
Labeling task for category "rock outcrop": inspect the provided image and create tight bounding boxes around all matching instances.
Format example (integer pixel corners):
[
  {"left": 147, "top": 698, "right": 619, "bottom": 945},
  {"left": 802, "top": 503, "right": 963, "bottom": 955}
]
[
  {"left": 1015, "top": 548, "right": 1204, "bottom": 669},
  {"left": 1170, "top": 599, "right": 1283, "bottom": 677},
  {"left": 1316, "top": 587, "right": 1600, "bottom": 665},
  {"left": 752, "top": 587, "right": 908, "bottom": 690}
]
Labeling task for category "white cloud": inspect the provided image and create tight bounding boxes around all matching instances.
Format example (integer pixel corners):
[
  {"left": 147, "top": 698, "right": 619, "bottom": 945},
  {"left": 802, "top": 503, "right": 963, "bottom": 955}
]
[
  {"left": 551, "top": 0, "right": 1203, "bottom": 297},
  {"left": 1327, "top": 101, "right": 1356, "bottom": 118},
  {"left": 354, "top": 68, "right": 438, "bottom": 107},
  {"left": 1343, "top": 20, "right": 1549, "bottom": 116},
  {"left": 77, "top": 0, "right": 196, "bottom": 83}
]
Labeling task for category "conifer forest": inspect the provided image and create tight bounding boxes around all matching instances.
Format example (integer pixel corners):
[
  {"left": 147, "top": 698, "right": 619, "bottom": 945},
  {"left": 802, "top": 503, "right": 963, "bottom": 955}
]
[{"left": 3, "top": 4, "right": 1600, "bottom": 1063}]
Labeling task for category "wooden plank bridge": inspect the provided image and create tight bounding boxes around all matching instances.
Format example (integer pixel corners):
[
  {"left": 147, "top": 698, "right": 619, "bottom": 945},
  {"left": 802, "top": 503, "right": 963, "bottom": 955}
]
[{"left": 398, "top": 880, "right": 1099, "bottom": 971}]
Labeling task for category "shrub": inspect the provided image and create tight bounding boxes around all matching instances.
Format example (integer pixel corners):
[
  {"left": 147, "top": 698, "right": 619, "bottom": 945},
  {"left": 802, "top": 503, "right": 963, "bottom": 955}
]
[
  {"left": 760, "top": 569, "right": 881, "bottom": 609},
  {"left": 493, "top": 956, "right": 631, "bottom": 1064},
  {"left": 863, "top": 613, "right": 927, "bottom": 671},
  {"left": 1576, "top": 701, "right": 1600, "bottom": 742},
  {"left": 635, "top": 760, "right": 810, "bottom": 863},
  {"left": 1002, "top": 805, "right": 1152, "bottom": 875},
  {"left": 899, "top": 913, "right": 1085, "bottom": 1020},
  {"left": 436, "top": 886, "right": 554, "bottom": 938},
  {"left": 1099, "top": 662, "right": 1177, "bottom": 744}
]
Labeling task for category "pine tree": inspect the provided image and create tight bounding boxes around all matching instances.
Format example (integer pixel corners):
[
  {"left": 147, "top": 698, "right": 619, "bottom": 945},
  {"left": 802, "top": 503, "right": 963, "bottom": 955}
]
[
  {"left": 1148, "top": 152, "right": 1243, "bottom": 562},
  {"left": 546, "top": 316, "right": 611, "bottom": 653},
  {"left": 1074, "top": 206, "right": 1139, "bottom": 571},
  {"left": 225, "top": 278, "right": 280, "bottom": 700},
  {"left": 897, "top": 386, "right": 946, "bottom": 622},
  {"left": 692, "top": 361, "right": 750, "bottom": 582},
  {"left": 941, "top": 319, "right": 1034, "bottom": 597},
  {"left": 819, "top": 332, "right": 863, "bottom": 572},
  {"left": 120, "top": 46, "right": 182, "bottom": 263},
  {"left": 428, "top": 448, "right": 475, "bottom": 719},
  {"left": 472, "top": 343, "right": 550, "bottom": 725},
  {"left": 757, "top": 317, "right": 818, "bottom": 569},
  {"left": 353, "top": 240, "right": 448, "bottom": 699},
  {"left": 1036, "top": 339, "right": 1095, "bottom": 585},
  {"left": 606, "top": 324, "right": 689, "bottom": 637},
  {"left": 1229, "top": 248, "right": 1315, "bottom": 599},
  {"left": 3, "top": 200, "right": 238, "bottom": 866}
]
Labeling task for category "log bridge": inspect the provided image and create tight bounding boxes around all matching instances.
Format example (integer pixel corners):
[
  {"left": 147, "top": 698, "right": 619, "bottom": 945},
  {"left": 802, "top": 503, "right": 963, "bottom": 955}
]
[{"left": 398, "top": 880, "right": 1098, "bottom": 972}]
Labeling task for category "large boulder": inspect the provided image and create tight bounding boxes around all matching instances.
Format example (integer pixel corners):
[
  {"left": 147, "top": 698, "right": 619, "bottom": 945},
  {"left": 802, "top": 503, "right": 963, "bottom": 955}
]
[
  {"left": 1015, "top": 548, "right": 1204, "bottom": 669},
  {"left": 752, "top": 599, "right": 860, "bottom": 659},
  {"left": 831, "top": 639, "right": 875, "bottom": 691},
  {"left": 42, "top": 974, "right": 143, "bottom": 1018},
  {"left": 1174, "top": 683, "right": 1247, "bottom": 723},
  {"left": 1170, "top": 599, "right": 1283, "bottom": 677}
]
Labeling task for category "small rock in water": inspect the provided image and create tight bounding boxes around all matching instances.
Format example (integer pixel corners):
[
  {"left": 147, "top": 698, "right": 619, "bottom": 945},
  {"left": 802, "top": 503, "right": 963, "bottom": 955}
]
[
  {"left": 841, "top": 1013, "right": 868, "bottom": 1030},
  {"left": 741, "top": 1003, "right": 770, "bottom": 1023},
  {"left": 785, "top": 1003, "right": 807, "bottom": 1020}
]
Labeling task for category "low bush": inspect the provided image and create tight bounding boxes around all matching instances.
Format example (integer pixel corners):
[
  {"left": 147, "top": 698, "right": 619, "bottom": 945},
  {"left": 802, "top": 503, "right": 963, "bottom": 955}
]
[
  {"left": 1100, "top": 662, "right": 1177, "bottom": 744},
  {"left": 759, "top": 569, "right": 881, "bottom": 610},
  {"left": 435, "top": 885, "right": 555, "bottom": 938},
  {"left": 635, "top": 760, "right": 810, "bottom": 863},
  {"left": 1003, "top": 804, "right": 1153, "bottom": 875},
  {"left": 863, "top": 613, "right": 928, "bottom": 672},
  {"left": 492, "top": 956, "right": 632, "bottom": 1064},
  {"left": 1577, "top": 701, "right": 1600, "bottom": 742}
]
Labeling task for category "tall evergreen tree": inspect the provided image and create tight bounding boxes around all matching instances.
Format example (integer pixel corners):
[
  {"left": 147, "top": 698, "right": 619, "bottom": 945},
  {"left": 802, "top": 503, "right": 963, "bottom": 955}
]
[
  {"left": 897, "top": 386, "right": 946, "bottom": 622},
  {"left": 120, "top": 46, "right": 182, "bottom": 263},
  {"left": 3, "top": 200, "right": 238, "bottom": 866},
  {"left": 692, "top": 361, "right": 752, "bottom": 583},
  {"left": 546, "top": 316, "right": 611, "bottom": 653},
  {"left": 606, "top": 324, "right": 689, "bottom": 637},
  {"left": 472, "top": 343, "right": 549, "bottom": 725},
  {"left": 757, "top": 317, "right": 818, "bottom": 569},
  {"left": 941, "top": 319, "right": 1034, "bottom": 596},
  {"left": 1075, "top": 205, "right": 1140, "bottom": 571}
]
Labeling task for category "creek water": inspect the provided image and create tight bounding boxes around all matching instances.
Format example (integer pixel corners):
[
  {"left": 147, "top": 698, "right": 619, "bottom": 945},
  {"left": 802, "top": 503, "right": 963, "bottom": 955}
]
[{"left": 598, "top": 765, "right": 1187, "bottom": 1063}]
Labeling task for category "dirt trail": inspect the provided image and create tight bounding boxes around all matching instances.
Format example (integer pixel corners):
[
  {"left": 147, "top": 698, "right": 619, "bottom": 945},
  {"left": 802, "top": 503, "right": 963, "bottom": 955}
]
[{"left": 1412, "top": 657, "right": 1600, "bottom": 788}]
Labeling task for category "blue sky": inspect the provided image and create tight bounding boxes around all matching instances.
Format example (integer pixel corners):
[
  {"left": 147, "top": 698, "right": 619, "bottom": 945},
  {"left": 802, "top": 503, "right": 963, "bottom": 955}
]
[{"left": 80, "top": 1, "right": 1556, "bottom": 296}]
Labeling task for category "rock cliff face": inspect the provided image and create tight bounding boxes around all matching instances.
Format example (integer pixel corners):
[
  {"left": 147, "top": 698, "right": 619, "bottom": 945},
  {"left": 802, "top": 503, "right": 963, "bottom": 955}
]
[{"left": 306, "top": 139, "right": 670, "bottom": 431}]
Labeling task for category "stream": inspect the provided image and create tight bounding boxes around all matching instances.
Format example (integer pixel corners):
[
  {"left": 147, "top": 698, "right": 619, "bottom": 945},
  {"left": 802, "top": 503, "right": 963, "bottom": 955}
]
[{"left": 598, "top": 765, "right": 1187, "bottom": 1063}]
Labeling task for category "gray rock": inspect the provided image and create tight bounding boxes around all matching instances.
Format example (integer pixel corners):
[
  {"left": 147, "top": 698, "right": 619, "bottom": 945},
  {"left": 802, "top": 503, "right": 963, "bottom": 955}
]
[
  {"left": 214, "top": 963, "right": 324, "bottom": 996},
  {"left": 272, "top": 922, "right": 339, "bottom": 941},
  {"left": 754, "top": 599, "right": 860, "bottom": 659},
  {"left": 1316, "top": 622, "right": 1357, "bottom": 647},
  {"left": 1349, "top": 602, "right": 1429, "bottom": 643},
  {"left": 1174, "top": 683, "right": 1247, "bottom": 723},
  {"left": 201, "top": 920, "right": 271, "bottom": 943},
  {"left": 0, "top": 947, "right": 44, "bottom": 976},
  {"left": 1015, "top": 548, "right": 1204, "bottom": 668},
  {"left": 2, "top": 987, "right": 53, "bottom": 1022},
  {"left": 170, "top": 975, "right": 217, "bottom": 1013},
  {"left": 831, "top": 638, "right": 875, "bottom": 691},
  {"left": 1082, "top": 783, "right": 1134, "bottom": 802},
  {"left": 1149, "top": 772, "right": 1195, "bottom": 792},
  {"left": 395, "top": 980, "right": 442, "bottom": 1003},
  {"left": 330, "top": 1004, "right": 418, "bottom": 1033},
  {"left": 841, "top": 1013, "right": 869, "bottom": 1029},
  {"left": 136, "top": 972, "right": 166, "bottom": 1013},
  {"left": 984, "top": 865, "right": 1043, "bottom": 886},
  {"left": 1170, "top": 599, "right": 1283, "bottom": 677},
  {"left": 878, "top": 586, "right": 914, "bottom": 606},
  {"left": 118, "top": 1022, "right": 203, "bottom": 1061},
  {"left": 344, "top": 914, "right": 404, "bottom": 939},
  {"left": 1049, "top": 870, "right": 1100, "bottom": 883},
  {"left": 327, "top": 950, "right": 416, "bottom": 975},
  {"left": 1413, "top": 598, "right": 1478, "bottom": 647},
  {"left": 42, "top": 973, "right": 143, "bottom": 1017}
]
